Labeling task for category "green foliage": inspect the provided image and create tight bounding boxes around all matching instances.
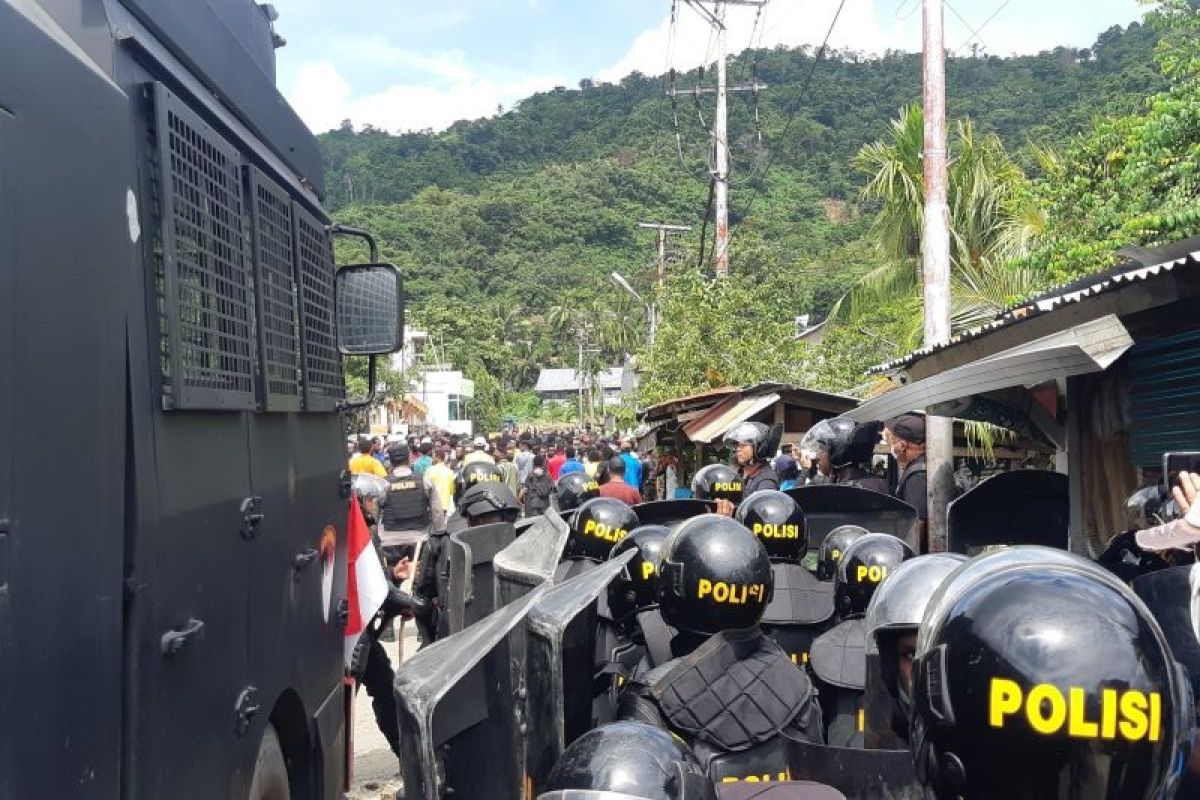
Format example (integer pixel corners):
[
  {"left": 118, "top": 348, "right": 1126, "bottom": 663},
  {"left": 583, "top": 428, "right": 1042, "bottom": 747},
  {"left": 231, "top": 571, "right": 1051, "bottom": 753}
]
[
  {"left": 1021, "top": 2, "right": 1200, "bottom": 283},
  {"left": 323, "top": 22, "right": 1172, "bottom": 404}
]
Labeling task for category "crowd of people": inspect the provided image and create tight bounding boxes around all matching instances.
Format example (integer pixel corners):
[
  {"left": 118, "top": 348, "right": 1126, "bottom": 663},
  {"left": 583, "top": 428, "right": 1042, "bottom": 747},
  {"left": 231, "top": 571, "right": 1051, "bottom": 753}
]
[{"left": 345, "top": 415, "right": 1200, "bottom": 799}]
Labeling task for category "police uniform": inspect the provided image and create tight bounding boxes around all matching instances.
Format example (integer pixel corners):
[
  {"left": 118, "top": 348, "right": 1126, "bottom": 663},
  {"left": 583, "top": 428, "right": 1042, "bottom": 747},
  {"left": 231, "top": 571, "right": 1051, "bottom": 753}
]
[
  {"left": 381, "top": 470, "right": 431, "bottom": 563},
  {"left": 741, "top": 464, "right": 780, "bottom": 500},
  {"left": 616, "top": 515, "right": 826, "bottom": 783},
  {"left": 894, "top": 453, "right": 927, "bottom": 520}
]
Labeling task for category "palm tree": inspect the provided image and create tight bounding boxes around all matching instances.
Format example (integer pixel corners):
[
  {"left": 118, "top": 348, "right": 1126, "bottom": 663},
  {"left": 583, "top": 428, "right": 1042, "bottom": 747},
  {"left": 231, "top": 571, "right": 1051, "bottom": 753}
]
[{"left": 829, "top": 105, "right": 1048, "bottom": 352}]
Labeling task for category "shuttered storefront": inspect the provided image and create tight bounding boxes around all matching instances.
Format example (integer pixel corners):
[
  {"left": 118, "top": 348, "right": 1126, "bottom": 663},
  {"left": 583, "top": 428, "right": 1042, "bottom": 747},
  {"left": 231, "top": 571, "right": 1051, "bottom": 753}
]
[{"left": 1126, "top": 326, "right": 1200, "bottom": 467}]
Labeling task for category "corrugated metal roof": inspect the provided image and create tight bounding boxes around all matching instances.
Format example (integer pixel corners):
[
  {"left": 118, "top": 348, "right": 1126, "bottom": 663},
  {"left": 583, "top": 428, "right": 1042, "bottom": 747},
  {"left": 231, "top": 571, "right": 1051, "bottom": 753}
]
[
  {"left": 870, "top": 245, "right": 1200, "bottom": 374},
  {"left": 535, "top": 367, "right": 626, "bottom": 392},
  {"left": 685, "top": 393, "right": 781, "bottom": 443}
]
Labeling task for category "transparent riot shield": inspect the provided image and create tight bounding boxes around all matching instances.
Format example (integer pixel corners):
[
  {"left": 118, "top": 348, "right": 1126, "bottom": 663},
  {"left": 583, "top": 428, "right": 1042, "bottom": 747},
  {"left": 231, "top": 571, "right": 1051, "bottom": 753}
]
[
  {"left": 786, "top": 740, "right": 922, "bottom": 800},
  {"left": 495, "top": 508, "right": 570, "bottom": 609},
  {"left": 524, "top": 551, "right": 637, "bottom": 795},
  {"left": 445, "top": 520, "right": 516, "bottom": 634},
  {"left": 862, "top": 652, "right": 906, "bottom": 751},
  {"left": 715, "top": 783, "right": 849, "bottom": 800},
  {"left": 395, "top": 586, "right": 546, "bottom": 800},
  {"left": 785, "top": 486, "right": 919, "bottom": 554},
  {"left": 631, "top": 498, "right": 715, "bottom": 526},
  {"left": 946, "top": 470, "right": 1068, "bottom": 555}
]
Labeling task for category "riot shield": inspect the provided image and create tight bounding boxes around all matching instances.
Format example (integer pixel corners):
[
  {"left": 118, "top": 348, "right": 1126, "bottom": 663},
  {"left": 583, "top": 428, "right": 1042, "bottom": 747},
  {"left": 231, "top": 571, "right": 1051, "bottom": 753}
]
[
  {"left": 494, "top": 508, "right": 570, "bottom": 609},
  {"left": 785, "top": 740, "right": 922, "bottom": 800},
  {"left": 524, "top": 552, "right": 637, "bottom": 795},
  {"left": 445, "top": 521, "right": 516, "bottom": 634},
  {"left": 763, "top": 562, "right": 835, "bottom": 626},
  {"left": 785, "top": 486, "right": 919, "bottom": 554},
  {"left": 1133, "top": 566, "right": 1200, "bottom": 703},
  {"left": 514, "top": 515, "right": 542, "bottom": 537},
  {"left": 716, "top": 783, "right": 849, "bottom": 800},
  {"left": 395, "top": 586, "right": 546, "bottom": 800},
  {"left": 946, "top": 470, "right": 1068, "bottom": 554},
  {"left": 631, "top": 498, "right": 715, "bottom": 526}
]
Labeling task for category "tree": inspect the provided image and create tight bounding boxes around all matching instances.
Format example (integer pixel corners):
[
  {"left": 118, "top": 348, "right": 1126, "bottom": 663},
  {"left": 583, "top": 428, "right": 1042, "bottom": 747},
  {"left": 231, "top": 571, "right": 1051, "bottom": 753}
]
[{"left": 829, "top": 106, "right": 1049, "bottom": 352}]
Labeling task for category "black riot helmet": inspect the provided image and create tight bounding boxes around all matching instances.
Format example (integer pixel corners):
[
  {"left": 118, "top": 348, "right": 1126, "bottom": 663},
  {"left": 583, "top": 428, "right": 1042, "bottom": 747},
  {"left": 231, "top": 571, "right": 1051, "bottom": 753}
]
[
  {"left": 557, "top": 471, "right": 601, "bottom": 512},
  {"left": 722, "top": 421, "right": 783, "bottom": 464},
  {"left": 835, "top": 533, "right": 914, "bottom": 617},
  {"left": 910, "top": 556, "right": 1192, "bottom": 800},
  {"left": 458, "top": 481, "right": 521, "bottom": 525},
  {"left": 865, "top": 554, "right": 967, "bottom": 716},
  {"left": 455, "top": 460, "right": 503, "bottom": 501},
  {"left": 608, "top": 525, "right": 672, "bottom": 632},
  {"left": 657, "top": 514, "right": 772, "bottom": 635},
  {"left": 800, "top": 417, "right": 883, "bottom": 469},
  {"left": 539, "top": 721, "right": 716, "bottom": 800},
  {"left": 567, "top": 497, "right": 640, "bottom": 562},
  {"left": 817, "top": 525, "right": 869, "bottom": 580},
  {"left": 690, "top": 463, "right": 742, "bottom": 503},
  {"left": 735, "top": 490, "right": 806, "bottom": 562}
]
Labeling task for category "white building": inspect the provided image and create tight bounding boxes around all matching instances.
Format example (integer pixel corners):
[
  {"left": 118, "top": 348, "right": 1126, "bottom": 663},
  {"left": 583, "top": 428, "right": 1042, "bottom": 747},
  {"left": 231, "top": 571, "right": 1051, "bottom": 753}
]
[{"left": 412, "top": 369, "right": 474, "bottom": 436}]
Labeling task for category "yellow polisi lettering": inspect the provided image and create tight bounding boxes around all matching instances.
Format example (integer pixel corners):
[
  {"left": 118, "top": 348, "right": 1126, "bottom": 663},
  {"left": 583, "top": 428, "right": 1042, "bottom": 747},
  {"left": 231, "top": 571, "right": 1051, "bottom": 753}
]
[
  {"left": 582, "top": 519, "right": 628, "bottom": 543},
  {"left": 1026, "top": 684, "right": 1067, "bottom": 734},
  {"left": 585, "top": 481, "right": 600, "bottom": 492},
  {"left": 1119, "top": 691, "right": 1149, "bottom": 741},
  {"left": 713, "top": 481, "right": 743, "bottom": 493},
  {"left": 696, "top": 579, "right": 765, "bottom": 605},
  {"left": 752, "top": 522, "right": 801, "bottom": 539},
  {"left": 855, "top": 564, "right": 889, "bottom": 583},
  {"left": 988, "top": 678, "right": 1163, "bottom": 742},
  {"left": 719, "top": 769, "right": 792, "bottom": 783},
  {"left": 641, "top": 561, "right": 656, "bottom": 581},
  {"left": 830, "top": 549, "right": 842, "bottom": 561}
]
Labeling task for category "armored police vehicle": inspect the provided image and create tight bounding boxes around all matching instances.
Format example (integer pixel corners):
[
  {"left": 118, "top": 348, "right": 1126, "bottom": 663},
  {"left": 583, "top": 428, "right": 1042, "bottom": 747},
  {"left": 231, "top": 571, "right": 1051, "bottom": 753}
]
[{"left": 1, "top": 1, "right": 401, "bottom": 797}]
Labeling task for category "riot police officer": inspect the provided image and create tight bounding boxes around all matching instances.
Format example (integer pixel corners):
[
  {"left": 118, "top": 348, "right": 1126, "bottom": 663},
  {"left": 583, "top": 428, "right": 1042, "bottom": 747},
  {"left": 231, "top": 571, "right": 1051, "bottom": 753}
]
[
  {"left": 691, "top": 462, "right": 742, "bottom": 505},
  {"left": 538, "top": 721, "right": 717, "bottom": 800},
  {"left": 862, "top": 553, "right": 965, "bottom": 746},
  {"left": 809, "top": 532, "right": 913, "bottom": 747},
  {"left": 414, "top": 481, "right": 521, "bottom": 642},
  {"left": 557, "top": 496, "right": 640, "bottom": 581},
  {"left": 737, "top": 491, "right": 834, "bottom": 668},
  {"left": 607, "top": 524, "right": 676, "bottom": 671},
  {"left": 910, "top": 551, "right": 1192, "bottom": 799},
  {"left": 557, "top": 470, "right": 601, "bottom": 514},
  {"left": 715, "top": 422, "right": 784, "bottom": 516},
  {"left": 618, "top": 514, "right": 825, "bottom": 782},
  {"left": 815, "top": 525, "right": 869, "bottom": 581},
  {"left": 454, "top": 460, "right": 504, "bottom": 504},
  {"left": 799, "top": 418, "right": 888, "bottom": 494}
]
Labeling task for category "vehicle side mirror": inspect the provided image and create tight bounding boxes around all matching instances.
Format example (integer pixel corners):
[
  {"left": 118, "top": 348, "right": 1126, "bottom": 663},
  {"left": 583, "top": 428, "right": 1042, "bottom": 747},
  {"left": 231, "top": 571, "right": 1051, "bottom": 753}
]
[{"left": 334, "top": 263, "right": 404, "bottom": 355}]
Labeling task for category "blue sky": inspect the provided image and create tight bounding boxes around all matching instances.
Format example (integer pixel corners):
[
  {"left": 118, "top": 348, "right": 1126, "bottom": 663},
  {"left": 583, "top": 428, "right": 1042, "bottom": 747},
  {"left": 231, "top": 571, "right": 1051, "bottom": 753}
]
[{"left": 272, "top": 0, "right": 1146, "bottom": 135}]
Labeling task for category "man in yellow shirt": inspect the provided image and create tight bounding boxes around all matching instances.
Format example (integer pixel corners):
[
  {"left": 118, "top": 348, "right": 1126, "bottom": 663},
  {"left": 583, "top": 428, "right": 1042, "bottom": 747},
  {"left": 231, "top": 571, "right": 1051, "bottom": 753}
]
[
  {"left": 462, "top": 436, "right": 496, "bottom": 466},
  {"left": 349, "top": 438, "right": 388, "bottom": 477},
  {"left": 423, "top": 447, "right": 457, "bottom": 526}
]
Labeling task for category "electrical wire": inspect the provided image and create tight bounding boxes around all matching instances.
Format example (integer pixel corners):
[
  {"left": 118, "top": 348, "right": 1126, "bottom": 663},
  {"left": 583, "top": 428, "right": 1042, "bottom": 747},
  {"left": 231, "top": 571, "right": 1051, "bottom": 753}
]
[{"left": 715, "top": 0, "right": 847, "bottom": 269}]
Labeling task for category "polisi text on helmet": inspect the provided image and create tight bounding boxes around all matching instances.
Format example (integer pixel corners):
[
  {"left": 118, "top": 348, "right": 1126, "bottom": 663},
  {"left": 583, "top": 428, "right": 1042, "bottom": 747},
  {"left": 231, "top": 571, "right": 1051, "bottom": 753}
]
[
  {"left": 583, "top": 518, "right": 628, "bottom": 543},
  {"left": 697, "top": 578, "right": 766, "bottom": 605},
  {"left": 988, "top": 678, "right": 1162, "bottom": 742},
  {"left": 752, "top": 522, "right": 801, "bottom": 539}
]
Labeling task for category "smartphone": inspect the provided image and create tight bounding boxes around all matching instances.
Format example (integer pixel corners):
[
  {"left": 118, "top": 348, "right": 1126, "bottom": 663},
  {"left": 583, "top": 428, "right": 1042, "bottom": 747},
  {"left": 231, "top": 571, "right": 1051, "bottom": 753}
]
[{"left": 1163, "top": 452, "right": 1200, "bottom": 489}]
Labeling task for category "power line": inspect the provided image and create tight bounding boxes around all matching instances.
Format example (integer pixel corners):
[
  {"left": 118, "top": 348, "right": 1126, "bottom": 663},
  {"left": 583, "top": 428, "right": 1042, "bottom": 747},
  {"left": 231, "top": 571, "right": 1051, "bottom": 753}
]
[
  {"left": 723, "top": 0, "right": 847, "bottom": 254},
  {"left": 946, "top": 0, "right": 1010, "bottom": 54}
]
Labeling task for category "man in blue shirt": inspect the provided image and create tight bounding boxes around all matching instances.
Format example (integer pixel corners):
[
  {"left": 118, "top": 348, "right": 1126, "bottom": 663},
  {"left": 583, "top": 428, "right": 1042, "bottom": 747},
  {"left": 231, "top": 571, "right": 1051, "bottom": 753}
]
[
  {"left": 620, "top": 439, "right": 642, "bottom": 490},
  {"left": 559, "top": 446, "right": 586, "bottom": 476}
]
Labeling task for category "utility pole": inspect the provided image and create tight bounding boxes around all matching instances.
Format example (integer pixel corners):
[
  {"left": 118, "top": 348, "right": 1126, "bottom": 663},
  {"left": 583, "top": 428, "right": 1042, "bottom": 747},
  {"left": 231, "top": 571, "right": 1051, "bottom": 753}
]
[
  {"left": 637, "top": 222, "right": 691, "bottom": 287},
  {"left": 672, "top": 0, "right": 767, "bottom": 277},
  {"left": 922, "top": 0, "right": 954, "bottom": 553}
]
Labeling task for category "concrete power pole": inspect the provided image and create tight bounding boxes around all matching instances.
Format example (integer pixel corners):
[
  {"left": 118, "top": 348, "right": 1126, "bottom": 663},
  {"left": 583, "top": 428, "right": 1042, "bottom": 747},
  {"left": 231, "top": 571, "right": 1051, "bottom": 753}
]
[
  {"left": 637, "top": 222, "right": 692, "bottom": 287},
  {"left": 922, "top": 0, "right": 954, "bottom": 552},
  {"left": 673, "top": 0, "right": 767, "bottom": 277}
]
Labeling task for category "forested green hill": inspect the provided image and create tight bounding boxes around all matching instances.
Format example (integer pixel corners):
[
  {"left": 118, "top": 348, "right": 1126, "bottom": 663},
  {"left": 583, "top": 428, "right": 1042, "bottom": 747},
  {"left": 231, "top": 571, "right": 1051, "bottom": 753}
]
[{"left": 322, "top": 21, "right": 1170, "bottom": 418}]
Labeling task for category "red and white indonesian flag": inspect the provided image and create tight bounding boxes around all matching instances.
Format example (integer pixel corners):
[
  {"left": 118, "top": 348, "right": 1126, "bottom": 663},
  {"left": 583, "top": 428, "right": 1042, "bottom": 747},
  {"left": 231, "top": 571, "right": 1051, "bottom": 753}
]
[{"left": 344, "top": 498, "right": 390, "bottom": 668}]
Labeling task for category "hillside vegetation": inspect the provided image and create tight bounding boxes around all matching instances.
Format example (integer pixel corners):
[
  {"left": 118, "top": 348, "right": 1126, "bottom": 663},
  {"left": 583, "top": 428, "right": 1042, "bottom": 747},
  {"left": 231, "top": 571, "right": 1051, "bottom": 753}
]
[{"left": 322, "top": 15, "right": 1200, "bottom": 424}]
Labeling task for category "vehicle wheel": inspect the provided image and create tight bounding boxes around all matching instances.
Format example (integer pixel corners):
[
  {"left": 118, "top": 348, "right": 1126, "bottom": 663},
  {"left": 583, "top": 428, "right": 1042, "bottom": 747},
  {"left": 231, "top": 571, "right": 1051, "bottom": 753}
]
[{"left": 249, "top": 724, "right": 290, "bottom": 800}]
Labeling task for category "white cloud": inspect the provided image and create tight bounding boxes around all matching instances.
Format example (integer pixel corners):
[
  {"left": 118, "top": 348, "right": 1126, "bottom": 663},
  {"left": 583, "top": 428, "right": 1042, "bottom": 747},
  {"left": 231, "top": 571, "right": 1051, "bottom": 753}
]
[
  {"left": 596, "top": 0, "right": 1142, "bottom": 83},
  {"left": 285, "top": 58, "right": 566, "bottom": 134}
]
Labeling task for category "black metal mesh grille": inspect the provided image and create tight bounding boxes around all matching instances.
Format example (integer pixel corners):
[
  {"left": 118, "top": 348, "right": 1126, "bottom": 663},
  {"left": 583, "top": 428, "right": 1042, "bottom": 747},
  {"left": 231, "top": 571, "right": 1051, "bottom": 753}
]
[
  {"left": 154, "top": 85, "right": 256, "bottom": 410},
  {"left": 293, "top": 204, "right": 344, "bottom": 410},
  {"left": 248, "top": 168, "right": 302, "bottom": 411}
]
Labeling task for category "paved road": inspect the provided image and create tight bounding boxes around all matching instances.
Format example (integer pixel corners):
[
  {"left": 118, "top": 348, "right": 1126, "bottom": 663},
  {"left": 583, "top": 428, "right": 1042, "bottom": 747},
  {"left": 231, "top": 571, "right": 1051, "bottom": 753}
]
[{"left": 346, "top": 620, "right": 418, "bottom": 800}]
